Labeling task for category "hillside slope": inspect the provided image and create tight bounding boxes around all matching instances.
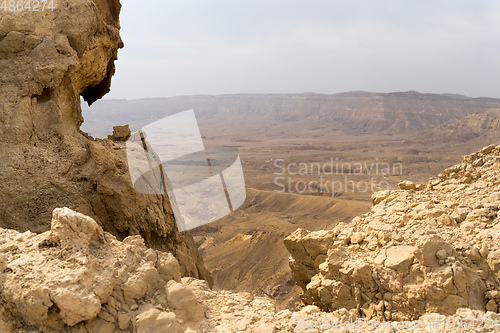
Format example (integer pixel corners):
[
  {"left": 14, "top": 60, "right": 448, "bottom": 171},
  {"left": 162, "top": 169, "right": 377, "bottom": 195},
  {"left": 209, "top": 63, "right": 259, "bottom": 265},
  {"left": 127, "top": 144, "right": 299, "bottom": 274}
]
[
  {"left": 191, "top": 188, "right": 371, "bottom": 310},
  {"left": 416, "top": 108, "right": 500, "bottom": 149},
  {"left": 286, "top": 144, "right": 500, "bottom": 321}
]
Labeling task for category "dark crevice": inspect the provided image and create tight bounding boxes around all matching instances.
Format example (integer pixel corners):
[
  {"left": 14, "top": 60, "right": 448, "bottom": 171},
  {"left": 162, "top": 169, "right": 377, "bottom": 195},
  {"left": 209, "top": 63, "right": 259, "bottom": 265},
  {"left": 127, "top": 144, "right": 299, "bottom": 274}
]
[
  {"left": 66, "top": 35, "right": 79, "bottom": 54},
  {"left": 38, "top": 236, "right": 61, "bottom": 249},
  {"left": 80, "top": 58, "right": 116, "bottom": 106},
  {"left": 34, "top": 88, "right": 52, "bottom": 103}
]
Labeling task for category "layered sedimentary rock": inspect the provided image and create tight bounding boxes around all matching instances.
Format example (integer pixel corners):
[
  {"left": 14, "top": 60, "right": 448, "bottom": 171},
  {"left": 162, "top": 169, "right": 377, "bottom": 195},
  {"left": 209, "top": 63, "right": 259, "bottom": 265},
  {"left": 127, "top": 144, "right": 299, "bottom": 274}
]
[
  {"left": 0, "top": 1, "right": 210, "bottom": 282},
  {"left": 285, "top": 145, "right": 500, "bottom": 321}
]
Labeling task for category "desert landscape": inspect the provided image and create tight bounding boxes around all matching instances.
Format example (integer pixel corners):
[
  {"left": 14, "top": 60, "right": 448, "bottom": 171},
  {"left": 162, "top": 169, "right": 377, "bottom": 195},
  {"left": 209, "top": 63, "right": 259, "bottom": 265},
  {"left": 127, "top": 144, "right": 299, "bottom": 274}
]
[
  {"left": 1, "top": 0, "right": 500, "bottom": 332},
  {"left": 82, "top": 93, "right": 500, "bottom": 311}
]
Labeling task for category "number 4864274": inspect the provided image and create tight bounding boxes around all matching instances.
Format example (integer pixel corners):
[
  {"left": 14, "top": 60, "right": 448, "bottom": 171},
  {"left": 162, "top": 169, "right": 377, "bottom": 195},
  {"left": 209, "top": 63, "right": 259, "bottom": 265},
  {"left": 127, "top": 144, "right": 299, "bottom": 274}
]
[{"left": 1, "top": 0, "right": 55, "bottom": 11}]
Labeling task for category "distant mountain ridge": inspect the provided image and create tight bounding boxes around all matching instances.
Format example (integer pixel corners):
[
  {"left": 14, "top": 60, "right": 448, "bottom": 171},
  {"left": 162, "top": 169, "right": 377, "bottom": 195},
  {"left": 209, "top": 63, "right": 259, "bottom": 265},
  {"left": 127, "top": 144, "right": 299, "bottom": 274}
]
[
  {"left": 416, "top": 108, "right": 500, "bottom": 148},
  {"left": 81, "top": 91, "right": 500, "bottom": 138}
]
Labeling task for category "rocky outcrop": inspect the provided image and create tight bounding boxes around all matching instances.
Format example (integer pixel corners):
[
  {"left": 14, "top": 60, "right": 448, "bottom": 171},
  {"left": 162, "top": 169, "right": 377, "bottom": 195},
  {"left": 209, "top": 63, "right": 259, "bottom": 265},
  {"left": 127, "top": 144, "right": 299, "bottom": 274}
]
[
  {"left": 0, "top": 208, "right": 276, "bottom": 332},
  {"left": 1, "top": 207, "right": 500, "bottom": 332},
  {"left": 0, "top": 0, "right": 210, "bottom": 282},
  {"left": 285, "top": 145, "right": 500, "bottom": 321}
]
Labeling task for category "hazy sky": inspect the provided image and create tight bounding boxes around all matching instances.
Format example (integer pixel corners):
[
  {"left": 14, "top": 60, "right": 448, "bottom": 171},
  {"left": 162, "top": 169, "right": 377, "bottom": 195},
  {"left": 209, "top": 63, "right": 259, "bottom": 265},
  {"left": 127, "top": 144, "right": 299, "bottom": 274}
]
[{"left": 104, "top": 0, "right": 500, "bottom": 99}]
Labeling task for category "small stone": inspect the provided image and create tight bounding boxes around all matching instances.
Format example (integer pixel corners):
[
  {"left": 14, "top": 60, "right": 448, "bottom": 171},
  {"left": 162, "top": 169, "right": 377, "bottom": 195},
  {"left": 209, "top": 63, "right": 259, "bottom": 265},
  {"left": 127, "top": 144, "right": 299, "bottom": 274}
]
[
  {"left": 398, "top": 180, "right": 416, "bottom": 190},
  {"left": 465, "top": 247, "right": 481, "bottom": 262},
  {"left": 486, "top": 291, "right": 500, "bottom": 299},
  {"left": 117, "top": 312, "right": 132, "bottom": 330},
  {"left": 350, "top": 232, "right": 365, "bottom": 244},
  {"left": 135, "top": 307, "right": 183, "bottom": 333},
  {"left": 487, "top": 250, "right": 500, "bottom": 274},
  {"left": 108, "top": 125, "right": 131, "bottom": 141},
  {"left": 436, "top": 249, "right": 448, "bottom": 261},
  {"left": 85, "top": 318, "right": 115, "bottom": 333},
  {"left": 372, "top": 190, "right": 391, "bottom": 205},
  {"left": 415, "top": 235, "right": 454, "bottom": 267},
  {"left": 157, "top": 252, "right": 182, "bottom": 282},
  {"left": 301, "top": 305, "right": 320, "bottom": 314},
  {"left": 486, "top": 299, "right": 497, "bottom": 312},
  {"left": 97, "top": 309, "right": 115, "bottom": 323}
]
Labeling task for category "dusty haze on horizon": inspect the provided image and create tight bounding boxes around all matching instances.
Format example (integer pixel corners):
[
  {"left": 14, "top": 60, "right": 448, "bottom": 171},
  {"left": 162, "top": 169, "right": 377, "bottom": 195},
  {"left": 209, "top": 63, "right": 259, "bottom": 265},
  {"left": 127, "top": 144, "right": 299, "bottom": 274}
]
[{"left": 105, "top": 0, "right": 500, "bottom": 100}]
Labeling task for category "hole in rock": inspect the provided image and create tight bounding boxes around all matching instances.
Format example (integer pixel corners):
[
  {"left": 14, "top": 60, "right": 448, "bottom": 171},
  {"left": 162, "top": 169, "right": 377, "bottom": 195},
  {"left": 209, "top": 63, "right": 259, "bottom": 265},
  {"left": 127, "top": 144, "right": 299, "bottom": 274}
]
[{"left": 34, "top": 88, "right": 52, "bottom": 103}]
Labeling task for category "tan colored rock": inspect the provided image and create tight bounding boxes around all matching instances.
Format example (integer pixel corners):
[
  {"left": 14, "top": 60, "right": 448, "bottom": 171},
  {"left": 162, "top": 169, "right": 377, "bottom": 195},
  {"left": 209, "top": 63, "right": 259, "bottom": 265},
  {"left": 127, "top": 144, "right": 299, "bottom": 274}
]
[
  {"left": 0, "top": 207, "right": 205, "bottom": 331},
  {"left": 157, "top": 251, "right": 182, "bottom": 282},
  {"left": 51, "top": 207, "right": 105, "bottom": 250},
  {"left": 1, "top": 207, "right": 288, "bottom": 331},
  {"left": 117, "top": 312, "right": 131, "bottom": 330},
  {"left": 108, "top": 125, "right": 131, "bottom": 141},
  {"left": 486, "top": 290, "right": 500, "bottom": 299},
  {"left": 398, "top": 180, "right": 417, "bottom": 190},
  {"left": 135, "top": 307, "right": 183, "bottom": 333},
  {"left": 0, "top": 0, "right": 211, "bottom": 286},
  {"left": 85, "top": 318, "right": 115, "bottom": 333},
  {"left": 166, "top": 281, "right": 205, "bottom": 322},
  {"left": 371, "top": 190, "right": 391, "bottom": 205},
  {"left": 384, "top": 245, "right": 416, "bottom": 273},
  {"left": 286, "top": 145, "right": 500, "bottom": 320},
  {"left": 415, "top": 235, "right": 454, "bottom": 267},
  {"left": 350, "top": 232, "right": 365, "bottom": 244},
  {"left": 488, "top": 250, "right": 500, "bottom": 277},
  {"left": 51, "top": 287, "right": 102, "bottom": 326},
  {"left": 123, "top": 262, "right": 161, "bottom": 300}
]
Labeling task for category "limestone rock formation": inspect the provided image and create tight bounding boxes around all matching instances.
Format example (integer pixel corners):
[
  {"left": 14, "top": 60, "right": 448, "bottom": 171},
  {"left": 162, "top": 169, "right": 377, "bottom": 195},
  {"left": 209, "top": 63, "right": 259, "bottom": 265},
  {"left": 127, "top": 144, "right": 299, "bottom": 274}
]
[
  {"left": 0, "top": 207, "right": 277, "bottom": 332},
  {"left": 285, "top": 145, "right": 500, "bottom": 321},
  {"left": 2, "top": 206, "right": 500, "bottom": 332},
  {"left": 0, "top": 0, "right": 210, "bottom": 282}
]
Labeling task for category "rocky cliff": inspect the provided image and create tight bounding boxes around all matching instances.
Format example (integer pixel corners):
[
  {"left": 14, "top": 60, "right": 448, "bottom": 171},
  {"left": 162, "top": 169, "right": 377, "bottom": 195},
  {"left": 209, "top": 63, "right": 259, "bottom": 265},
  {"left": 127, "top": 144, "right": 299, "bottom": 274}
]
[
  {"left": 285, "top": 144, "right": 500, "bottom": 321},
  {"left": 416, "top": 108, "right": 500, "bottom": 149},
  {"left": 0, "top": 1, "right": 210, "bottom": 282}
]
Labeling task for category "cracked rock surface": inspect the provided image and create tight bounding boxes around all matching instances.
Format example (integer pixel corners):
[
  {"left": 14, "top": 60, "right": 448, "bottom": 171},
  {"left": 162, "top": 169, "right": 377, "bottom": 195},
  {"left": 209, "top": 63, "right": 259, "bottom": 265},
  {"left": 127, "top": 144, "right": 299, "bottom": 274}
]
[
  {"left": 285, "top": 145, "right": 500, "bottom": 322},
  {"left": 0, "top": 0, "right": 210, "bottom": 283},
  {"left": 2, "top": 146, "right": 500, "bottom": 332}
]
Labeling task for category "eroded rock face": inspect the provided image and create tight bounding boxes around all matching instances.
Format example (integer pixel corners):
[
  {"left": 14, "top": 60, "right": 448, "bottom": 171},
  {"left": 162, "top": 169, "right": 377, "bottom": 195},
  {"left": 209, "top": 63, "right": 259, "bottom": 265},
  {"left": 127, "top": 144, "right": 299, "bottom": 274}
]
[
  {"left": 285, "top": 145, "right": 500, "bottom": 321},
  {"left": 0, "top": 1, "right": 210, "bottom": 283},
  {"left": 0, "top": 208, "right": 276, "bottom": 332},
  {"left": 1, "top": 207, "right": 500, "bottom": 332}
]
